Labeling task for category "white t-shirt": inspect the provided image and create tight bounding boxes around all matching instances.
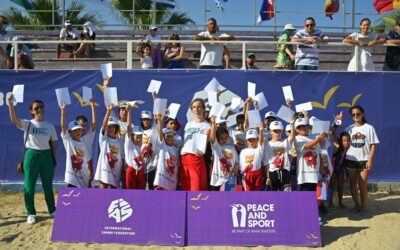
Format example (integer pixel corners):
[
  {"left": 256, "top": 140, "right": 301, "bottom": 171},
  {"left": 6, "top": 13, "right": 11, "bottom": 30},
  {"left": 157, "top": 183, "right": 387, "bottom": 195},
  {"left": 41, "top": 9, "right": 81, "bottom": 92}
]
[
  {"left": 124, "top": 134, "right": 143, "bottom": 171},
  {"left": 294, "top": 135, "right": 320, "bottom": 185},
  {"left": 230, "top": 128, "right": 247, "bottom": 152},
  {"left": 81, "top": 128, "right": 95, "bottom": 157},
  {"left": 345, "top": 123, "right": 379, "bottom": 161},
  {"left": 210, "top": 141, "right": 239, "bottom": 187},
  {"left": 94, "top": 132, "right": 124, "bottom": 187},
  {"left": 173, "top": 134, "right": 183, "bottom": 151},
  {"left": 266, "top": 139, "right": 292, "bottom": 172},
  {"left": 197, "top": 31, "right": 229, "bottom": 66},
  {"left": 62, "top": 133, "right": 91, "bottom": 187},
  {"left": 141, "top": 125, "right": 159, "bottom": 173},
  {"left": 20, "top": 119, "right": 58, "bottom": 150},
  {"left": 59, "top": 28, "right": 79, "bottom": 39},
  {"left": 239, "top": 145, "right": 264, "bottom": 173},
  {"left": 119, "top": 120, "right": 128, "bottom": 136},
  {"left": 154, "top": 140, "right": 179, "bottom": 190},
  {"left": 145, "top": 34, "right": 161, "bottom": 48},
  {"left": 181, "top": 121, "right": 211, "bottom": 155},
  {"left": 141, "top": 56, "right": 153, "bottom": 69}
]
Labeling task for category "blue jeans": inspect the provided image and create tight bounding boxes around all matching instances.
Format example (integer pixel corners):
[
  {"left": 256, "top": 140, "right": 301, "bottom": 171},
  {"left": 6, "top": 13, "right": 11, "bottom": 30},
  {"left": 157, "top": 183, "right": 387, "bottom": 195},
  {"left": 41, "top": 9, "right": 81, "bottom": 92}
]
[{"left": 296, "top": 65, "right": 318, "bottom": 70}]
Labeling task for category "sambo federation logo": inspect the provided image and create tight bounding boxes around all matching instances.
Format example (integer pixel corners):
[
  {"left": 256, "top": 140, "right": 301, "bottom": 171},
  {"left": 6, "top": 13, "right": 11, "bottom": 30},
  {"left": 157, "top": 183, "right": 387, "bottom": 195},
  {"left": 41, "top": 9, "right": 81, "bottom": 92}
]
[{"left": 108, "top": 198, "right": 133, "bottom": 223}]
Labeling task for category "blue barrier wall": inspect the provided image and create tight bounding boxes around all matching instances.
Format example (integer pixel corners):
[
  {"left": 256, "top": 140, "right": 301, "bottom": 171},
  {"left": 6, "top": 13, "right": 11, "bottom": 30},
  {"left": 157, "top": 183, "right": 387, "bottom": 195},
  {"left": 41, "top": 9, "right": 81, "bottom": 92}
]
[{"left": 0, "top": 70, "right": 399, "bottom": 182}]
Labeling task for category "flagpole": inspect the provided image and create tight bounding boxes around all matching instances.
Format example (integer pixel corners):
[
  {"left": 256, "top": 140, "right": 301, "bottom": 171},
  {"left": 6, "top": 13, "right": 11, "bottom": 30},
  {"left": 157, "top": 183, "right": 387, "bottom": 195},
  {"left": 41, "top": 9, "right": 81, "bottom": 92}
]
[
  {"left": 62, "top": 0, "right": 65, "bottom": 28},
  {"left": 152, "top": 0, "right": 156, "bottom": 25},
  {"left": 52, "top": 0, "right": 55, "bottom": 27},
  {"left": 132, "top": 0, "right": 135, "bottom": 29},
  {"left": 273, "top": 0, "right": 277, "bottom": 33},
  {"left": 351, "top": 0, "right": 356, "bottom": 30},
  {"left": 342, "top": 0, "right": 346, "bottom": 32},
  {"left": 204, "top": 0, "right": 207, "bottom": 25},
  {"left": 253, "top": 0, "right": 257, "bottom": 26}
]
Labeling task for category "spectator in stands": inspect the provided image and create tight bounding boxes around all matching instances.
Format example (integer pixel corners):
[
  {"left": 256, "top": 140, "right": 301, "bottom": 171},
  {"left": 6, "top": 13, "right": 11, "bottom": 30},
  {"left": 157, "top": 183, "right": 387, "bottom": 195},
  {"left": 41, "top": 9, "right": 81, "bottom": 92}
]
[
  {"left": 57, "top": 20, "right": 79, "bottom": 58},
  {"left": 146, "top": 25, "right": 163, "bottom": 68},
  {"left": 74, "top": 21, "right": 96, "bottom": 58},
  {"left": 164, "top": 33, "right": 185, "bottom": 69},
  {"left": 383, "top": 19, "right": 400, "bottom": 71},
  {"left": 195, "top": 18, "right": 235, "bottom": 69},
  {"left": 0, "top": 15, "right": 13, "bottom": 69},
  {"left": 136, "top": 40, "right": 153, "bottom": 69},
  {"left": 291, "top": 17, "right": 330, "bottom": 70},
  {"left": 343, "top": 18, "right": 384, "bottom": 72},
  {"left": 242, "top": 53, "right": 259, "bottom": 70},
  {"left": 274, "top": 23, "right": 296, "bottom": 70},
  {"left": 10, "top": 37, "right": 34, "bottom": 69}
]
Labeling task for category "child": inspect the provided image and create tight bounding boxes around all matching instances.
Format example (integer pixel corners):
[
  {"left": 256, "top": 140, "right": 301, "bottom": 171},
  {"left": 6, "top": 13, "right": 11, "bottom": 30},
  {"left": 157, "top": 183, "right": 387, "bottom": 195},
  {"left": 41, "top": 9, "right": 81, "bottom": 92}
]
[
  {"left": 230, "top": 114, "right": 247, "bottom": 154},
  {"left": 153, "top": 114, "right": 180, "bottom": 190},
  {"left": 136, "top": 41, "right": 153, "bottom": 69},
  {"left": 75, "top": 98, "right": 97, "bottom": 158},
  {"left": 60, "top": 104, "right": 93, "bottom": 188},
  {"left": 164, "top": 117, "right": 183, "bottom": 150},
  {"left": 285, "top": 124, "right": 298, "bottom": 191},
  {"left": 146, "top": 25, "right": 162, "bottom": 68},
  {"left": 209, "top": 115, "right": 239, "bottom": 190},
  {"left": 265, "top": 120, "right": 295, "bottom": 191},
  {"left": 124, "top": 103, "right": 145, "bottom": 189},
  {"left": 94, "top": 104, "right": 124, "bottom": 188}
]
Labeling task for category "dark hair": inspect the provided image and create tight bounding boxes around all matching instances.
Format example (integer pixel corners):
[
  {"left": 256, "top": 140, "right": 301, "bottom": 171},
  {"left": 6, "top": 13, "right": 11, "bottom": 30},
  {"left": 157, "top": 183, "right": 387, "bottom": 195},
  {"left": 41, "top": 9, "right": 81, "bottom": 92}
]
[
  {"left": 236, "top": 114, "right": 245, "bottom": 121},
  {"left": 216, "top": 127, "right": 229, "bottom": 141},
  {"left": 360, "top": 18, "right": 371, "bottom": 26},
  {"left": 29, "top": 100, "right": 44, "bottom": 117},
  {"left": 75, "top": 115, "right": 88, "bottom": 123},
  {"left": 339, "top": 131, "right": 351, "bottom": 147},
  {"left": 169, "top": 33, "right": 181, "bottom": 47},
  {"left": 190, "top": 98, "right": 205, "bottom": 110},
  {"left": 141, "top": 42, "right": 151, "bottom": 53},
  {"left": 305, "top": 17, "right": 315, "bottom": 24},
  {"left": 207, "top": 18, "right": 217, "bottom": 24},
  {"left": 349, "top": 105, "right": 367, "bottom": 123}
]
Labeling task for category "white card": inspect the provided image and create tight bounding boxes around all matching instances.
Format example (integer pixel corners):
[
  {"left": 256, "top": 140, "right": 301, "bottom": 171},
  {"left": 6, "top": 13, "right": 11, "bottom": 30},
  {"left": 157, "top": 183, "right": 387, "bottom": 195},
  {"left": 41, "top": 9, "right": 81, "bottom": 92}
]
[
  {"left": 12, "top": 84, "right": 24, "bottom": 103},
  {"left": 82, "top": 86, "right": 92, "bottom": 103},
  {"left": 204, "top": 77, "right": 221, "bottom": 92},
  {"left": 277, "top": 105, "right": 295, "bottom": 123},
  {"left": 282, "top": 85, "right": 294, "bottom": 101},
  {"left": 207, "top": 91, "right": 218, "bottom": 106},
  {"left": 127, "top": 100, "right": 145, "bottom": 107},
  {"left": 166, "top": 103, "right": 180, "bottom": 119},
  {"left": 147, "top": 79, "right": 162, "bottom": 94},
  {"left": 248, "top": 109, "right": 261, "bottom": 129},
  {"left": 209, "top": 102, "right": 225, "bottom": 118},
  {"left": 104, "top": 87, "right": 118, "bottom": 106},
  {"left": 248, "top": 82, "right": 256, "bottom": 98},
  {"left": 55, "top": 87, "right": 71, "bottom": 107},
  {"left": 254, "top": 92, "right": 268, "bottom": 110},
  {"left": 295, "top": 102, "right": 313, "bottom": 112},
  {"left": 230, "top": 97, "right": 241, "bottom": 113},
  {"left": 101, "top": 63, "right": 112, "bottom": 79},
  {"left": 312, "top": 120, "right": 330, "bottom": 135},
  {"left": 153, "top": 98, "right": 167, "bottom": 115},
  {"left": 193, "top": 133, "right": 207, "bottom": 154}
]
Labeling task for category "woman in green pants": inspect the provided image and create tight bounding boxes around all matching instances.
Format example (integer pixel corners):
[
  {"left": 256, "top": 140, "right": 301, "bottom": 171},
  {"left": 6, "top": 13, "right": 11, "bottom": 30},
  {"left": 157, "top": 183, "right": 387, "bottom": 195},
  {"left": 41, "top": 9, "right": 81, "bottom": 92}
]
[{"left": 8, "top": 94, "right": 58, "bottom": 224}]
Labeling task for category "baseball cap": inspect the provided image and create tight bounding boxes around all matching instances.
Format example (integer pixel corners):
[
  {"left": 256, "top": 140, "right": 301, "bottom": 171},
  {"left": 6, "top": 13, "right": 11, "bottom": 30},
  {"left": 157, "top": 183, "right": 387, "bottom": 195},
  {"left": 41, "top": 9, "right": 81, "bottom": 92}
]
[
  {"left": 269, "top": 121, "right": 283, "bottom": 131},
  {"left": 68, "top": 121, "right": 83, "bottom": 131},
  {"left": 149, "top": 24, "right": 158, "bottom": 30},
  {"left": 308, "top": 116, "right": 320, "bottom": 126},
  {"left": 119, "top": 102, "right": 127, "bottom": 109},
  {"left": 108, "top": 117, "right": 118, "bottom": 126},
  {"left": 141, "top": 110, "right": 152, "bottom": 119},
  {"left": 264, "top": 111, "right": 277, "bottom": 119},
  {"left": 64, "top": 20, "right": 72, "bottom": 26},
  {"left": 216, "top": 117, "right": 227, "bottom": 124},
  {"left": 295, "top": 118, "right": 308, "bottom": 128},
  {"left": 285, "top": 124, "right": 292, "bottom": 132},
  {"left": 246, "top": 129, "right": 259, "bottom": 139},
  {"left": 247, "top": 53, "right": 256, "bottom": 58},
  {"left": 162, "top": 128, "right": 176, "bottom": 136},
  {"left": 132, "top": 126, "right": 143, "bottom": 135},
  {"left": 284, "top": 23, "right": 296, "bottom": 30}
]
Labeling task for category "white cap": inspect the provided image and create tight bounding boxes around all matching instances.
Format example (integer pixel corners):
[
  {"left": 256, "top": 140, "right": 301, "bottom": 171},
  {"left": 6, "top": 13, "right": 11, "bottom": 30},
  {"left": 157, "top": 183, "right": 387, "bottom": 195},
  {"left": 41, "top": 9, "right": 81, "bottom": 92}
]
[
  {"left": 68, "top": 121, "right": 83, "bottom": 131},
  {"left": 216, "top": 117, "right": 227, "bottom": 124},
  {"left": 246, "top": 129, "right": 259, "bottom": 139},
  {"left": 149, "top": 24, "right": 158, "bottom": 30},
  {"left": 141, "top": 110, "right": 152, "bottom": 119},
  {"left": 64, "top": 20, "right": 72, "bottom": 26},
  {"left": 162, "top": 128, "right": 176, "bottom": 136},
  {"left": 308, "top": 116, "right": 320, "bottom": 126},
  {"left": 284, "top": 23, "right": 296, "bottom": 30},
  {"left": 285, "top": 124, "right": 292, "bottom": 132},
  {"left": 132, "top": 126, "right": 143, "bottom": 135},
  {"left": 108, "top": 117, "right": 118, "bottom": 126},
  {"left": 269, "top": 121, "right": 283, "bottom": 131},
  {"left": 264, "top": 111, "right": 277, "bottom": 119},
  {"left": 295, "top": 118, "right": 308, "bottom": 128}
]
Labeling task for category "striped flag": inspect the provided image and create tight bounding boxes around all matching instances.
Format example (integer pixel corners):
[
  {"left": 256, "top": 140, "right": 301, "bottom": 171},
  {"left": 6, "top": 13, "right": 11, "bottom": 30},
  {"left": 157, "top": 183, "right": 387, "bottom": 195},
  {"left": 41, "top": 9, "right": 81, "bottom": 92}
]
[
  {"left": 10, "top": 0, "right": 33, "bottom": 10},
  {"left": 373, "top": 0, "right": 400, "bottom": 14},
  {"left": 154, "top": 0, "right": 176, "bottom": 9},
  {"left": 257, "top": 0, "right": 274, "bottom": 24},
  {"left": 325, "top": 0, "right": 340, "bottom": 20}
]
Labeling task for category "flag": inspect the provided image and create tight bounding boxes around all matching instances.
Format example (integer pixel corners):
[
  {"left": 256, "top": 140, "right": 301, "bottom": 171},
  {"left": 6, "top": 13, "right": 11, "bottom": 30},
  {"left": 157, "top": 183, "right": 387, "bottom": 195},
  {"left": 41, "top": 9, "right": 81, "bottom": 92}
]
[
  {"left": 10, "top": 0, "right": 33, "bottom": 10},
  {"left": 257, "top": 0, "right": 274, "bottom": 24},
  {"left": 373, "top": 0, "right": 400, "bottom": 14},
  {"left": 214, "top": 0, "right": 229, "bottom": 11},
  {"left": 325, "top": 0, "right": 340, "bottom": 20},
  {"left": 154, "top": 0, "right": 176, "bottom": 9}
]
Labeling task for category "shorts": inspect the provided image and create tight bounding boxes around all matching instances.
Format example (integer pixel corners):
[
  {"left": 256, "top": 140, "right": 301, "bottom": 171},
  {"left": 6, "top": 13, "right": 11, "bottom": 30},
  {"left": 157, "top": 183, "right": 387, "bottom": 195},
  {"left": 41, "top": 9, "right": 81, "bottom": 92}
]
[
  {"left": 243, "top": 169, "right": 263, "bottom": 191},
  {"left": 333, "top": 164, "right": 345, "bottom": 175},
  {"left": 269, "top": 169, "right": 291, "bottom": 191},
  {"left": 299, "top": 183, "right": 317, "bottom": 191},
  {"left": 346, "top": 159, "right": 367, "bottom": 171}
]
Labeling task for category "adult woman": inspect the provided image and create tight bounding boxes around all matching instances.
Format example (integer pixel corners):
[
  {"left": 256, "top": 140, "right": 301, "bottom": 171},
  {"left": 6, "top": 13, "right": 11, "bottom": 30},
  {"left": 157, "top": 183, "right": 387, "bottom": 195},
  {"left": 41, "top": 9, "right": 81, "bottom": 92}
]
[
  {"left": 74, "top": 21, "right": 96, "bottom": 57},
  {"left": 8, "top": 95, "right": 57, "bottom": 224},
  {"left": 345, "top": 105, "right": 379, "bottom": 213},
  {"left": 343, "top": 18, "right": 384, "bottom": 71},
  {"left": 274, "top": 24, "right": 296, "bottom": 70},
  {"left": 164, "top": 34, "right": 185, "bottom": 69}
]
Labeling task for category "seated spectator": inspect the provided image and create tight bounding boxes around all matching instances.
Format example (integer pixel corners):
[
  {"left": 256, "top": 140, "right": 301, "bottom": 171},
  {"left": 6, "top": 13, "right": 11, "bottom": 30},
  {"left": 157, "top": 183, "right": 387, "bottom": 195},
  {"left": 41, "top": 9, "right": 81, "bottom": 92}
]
[
  {"left": 10, "top": 37, "right": 34, "bottom": 69},
  {"left": 0, "top": 15, "right": 13, "bottom": 69},
  {"left": 242, "top": 53, "right": 259, "bottom": 70},
  {"left": 343, "top": 18, "right": 384, "bottom": 72},
  {"left": 164, "top": 33, "right": 185, "bottom": 69},
  {"left": 136, "top": 40, "right": 153, "bottom": 69},
  {"left": 146, "top": 25, "right": 162, "bottom": 68},
  {"left": 74, "top": 21, "right": 96, "bottom": 58},
  {"left": 274, "top": 24, "right": 296, "bottom": 70},
  {"left": 383, "top": 19, "right": 400, "bottom": 71},
  {"left": 57, "top": 20, "right": 79, "bottom": 58}
]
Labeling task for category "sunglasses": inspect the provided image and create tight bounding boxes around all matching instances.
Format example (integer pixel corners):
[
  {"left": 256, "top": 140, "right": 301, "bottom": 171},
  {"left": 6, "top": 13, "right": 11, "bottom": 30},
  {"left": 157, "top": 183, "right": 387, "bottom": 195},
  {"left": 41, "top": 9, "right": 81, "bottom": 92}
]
[
  {"left": 266, "top": 117, "right": 277, "bottom": 121},
  {"left": 33, "top": 106, "right": 44, "bottom": 111},
  {"left": 305, "top": 24, "right": 315, "bottom": 27},
  {"left": 352, "top": 113, "right": 362, "bottom": 117}
]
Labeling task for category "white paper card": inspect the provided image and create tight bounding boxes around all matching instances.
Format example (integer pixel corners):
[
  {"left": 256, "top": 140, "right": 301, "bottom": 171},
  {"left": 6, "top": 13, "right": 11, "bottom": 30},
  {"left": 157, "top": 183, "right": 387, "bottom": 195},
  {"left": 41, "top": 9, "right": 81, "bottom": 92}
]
[
  {"left": 166, "top": 103, "right": 180, "bottom": 119},
  {"left": 55, "top": 87, "right": 71, "bottom": 107},
  {"left": 312, "top": 120, "right": 330, "bottom": 135},
  {"left": 147, "top": 79, "right": 162, "bottom": 94},
  {"left": 209, "top": 102, "right": 225, "bottom": 118},
  {"left": 127, "top": 100, "right": 145, "bottom": 107},
  {"left": 207, "top": 91, "right": 218, "bottom": 106},
  {"left": 282, "top": 85, "right": 294, "bottom": 101},
  {"left": 248, "top": 82, "right": 256, "bottom": 98},
  {"left": 254, "top": 92, "right": 268, "bottom": 110},
  {"left": 104, "top": 87, "right": 118, "bottom": 106},
  {"left": 230, "top": 97, "right": 241, "bottom": 113},
  {"left": 153, "top": 98, "right": 167, "bottom": 115},
  {"left": 12, "top": 84, "right": 24, "bottom": 103},
  {"left": 101, "top": 63, "right": 112, "bottom": 79},
  {"left": 193, "top": 133, "right": 208, "bottom": 154},
  {"left": 204, "top": 77, "right": 220, "bottom": 92},
  {"left": 248, "top": 109, "right": 261, "bottom": 129},
  {"left": 82, "top": 86, "right": 92, "bottom": 103},
  {"left": 295, "top": 102, "right": 313, "bottom": 112},
  {"left": 277, "top": 105, "right": 295, "bottom": 123}
]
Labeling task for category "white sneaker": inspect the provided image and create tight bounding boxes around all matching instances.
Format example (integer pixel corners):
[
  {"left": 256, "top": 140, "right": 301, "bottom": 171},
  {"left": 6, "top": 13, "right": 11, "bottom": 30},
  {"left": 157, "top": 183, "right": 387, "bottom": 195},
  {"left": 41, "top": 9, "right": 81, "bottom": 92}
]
[{"left": 27, "top": 215, "right": 36, "bottom": 224}]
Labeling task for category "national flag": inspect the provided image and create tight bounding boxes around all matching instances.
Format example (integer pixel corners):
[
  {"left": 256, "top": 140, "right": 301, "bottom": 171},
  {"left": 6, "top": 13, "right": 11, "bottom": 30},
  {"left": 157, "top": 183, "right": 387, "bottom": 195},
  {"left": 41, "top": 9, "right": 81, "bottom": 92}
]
[
  {"left": 214, "top": 0, "right": 229, "bottom": 11},
  {"left": 373, "top": 0, "right": 400, "bottom": 14},
  {"left": 257, "top": 0, "right": 275, "bottom": 24},
  {"left": 10, "top": 0, "right": 33, "bottom": 10},
  {"left": 325, "top": 0, "right": 340, "bottom": 20},
  {"left": 154, "top": 0, "right": 176, "bottom": 9}
]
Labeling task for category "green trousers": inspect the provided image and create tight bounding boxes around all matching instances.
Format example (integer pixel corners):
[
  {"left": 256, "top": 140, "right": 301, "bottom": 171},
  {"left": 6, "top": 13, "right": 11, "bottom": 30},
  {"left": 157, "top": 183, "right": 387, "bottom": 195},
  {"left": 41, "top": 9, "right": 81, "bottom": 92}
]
[{"left": 23, "top": 148, "right": 56, "bottom": 215}]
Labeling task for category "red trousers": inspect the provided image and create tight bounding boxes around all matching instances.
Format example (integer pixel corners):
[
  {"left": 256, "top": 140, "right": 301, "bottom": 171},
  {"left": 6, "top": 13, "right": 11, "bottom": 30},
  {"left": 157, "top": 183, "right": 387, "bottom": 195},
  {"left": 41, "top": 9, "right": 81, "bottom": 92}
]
[
  {"left": 126, "top": 167, "right": 145, "bottom": 189},
  {"left": 180, "top": 154, "right": 208, "bottom": 191},
  {"left": 243, "top": 169, "right": 263, "bottom": 191}
]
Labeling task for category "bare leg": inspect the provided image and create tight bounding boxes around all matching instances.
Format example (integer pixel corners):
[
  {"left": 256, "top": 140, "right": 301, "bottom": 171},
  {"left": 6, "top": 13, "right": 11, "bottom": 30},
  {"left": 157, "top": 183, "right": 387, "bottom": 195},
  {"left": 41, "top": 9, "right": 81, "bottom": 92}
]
[
  {"left": 73, "top": 43, "right": 85, "bottom": 56},
  {"left": 56, "top": 44, "right": 61, "bottom": 58},
  {"left": 223, "top": 46, "right": 231, "bottom": 69},
  {"left": 99, "top": 182, "right": 109, "bottom": 189},
  {"left": 348, "top": 169, "right": 361, "bottom": 212},
  {"left": 359, "top": 169, "right": 369, "bottom": 212}
]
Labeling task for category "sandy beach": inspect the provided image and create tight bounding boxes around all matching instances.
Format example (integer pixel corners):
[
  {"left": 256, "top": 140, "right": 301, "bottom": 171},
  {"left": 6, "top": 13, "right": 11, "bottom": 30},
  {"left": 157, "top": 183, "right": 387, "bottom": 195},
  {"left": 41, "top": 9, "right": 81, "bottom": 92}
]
[{"left": 0, "top": 190, "right": 399, "bottom": 250}]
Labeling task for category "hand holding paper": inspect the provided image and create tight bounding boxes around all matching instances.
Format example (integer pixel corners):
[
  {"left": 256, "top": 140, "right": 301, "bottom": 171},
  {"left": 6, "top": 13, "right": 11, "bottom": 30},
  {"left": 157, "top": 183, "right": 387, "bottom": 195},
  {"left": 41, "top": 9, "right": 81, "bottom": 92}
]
[
  {"left": 230, "top": 97, "right": 241, "bottom": 113},
  {"left": 312, "top": 120, "right": 330, "bottom": 135},
  {"left": 254, "top": 92, "right": 268, "bottom": 110},
  {"left": 101, "top": 63, "right": 112, "bottom": 79},
  {"left": 166, "top": 103, "right": 180, "bottom": 119},
  {"left": 12, "top": 84, "right": 24, "bottom": 103},
  {"left": 209, "top": 102, "right": 225, "bottom": 118},
  {"left": 282, "top": 85, "right": 294, "bottom": 101},
  {"left": 147, "top": 79, "right": 162, "bottom": 94},
  {"left": 104, "top": 87, "right": 118, "bottom": 106},
  {"left": 153, "top": 98, "right": 167, "bottom": 115},
  {"left": 277, "top": 105, "right": 295, "bottom": 123},
  {"left": 82, "top": 86, "right": 92, "bottom": 103},
  {"left": 248, "top": 109, "right": 261, "bottom": 129},
  {"left": 248, "top": 82, "right": 256, "bottom": 98},
  {"left": 55, "top": 87, "right": 71, "bottom": 107},
  {"left": 204, "top": 77, "right": 221, "bottom": 92},
  {"left": 295, "top": 102, "right": 313, "bottom": 112}
]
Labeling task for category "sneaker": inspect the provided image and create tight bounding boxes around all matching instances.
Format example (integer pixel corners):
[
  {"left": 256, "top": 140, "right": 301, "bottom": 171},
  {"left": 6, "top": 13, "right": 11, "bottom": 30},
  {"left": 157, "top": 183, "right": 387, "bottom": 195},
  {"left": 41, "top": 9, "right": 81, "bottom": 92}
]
[
  {"left": 27, "top": 215, "right": 36, "bottom": 224},
  {"left": 49, "top": 212, "right": 55, "bottom": 218}
]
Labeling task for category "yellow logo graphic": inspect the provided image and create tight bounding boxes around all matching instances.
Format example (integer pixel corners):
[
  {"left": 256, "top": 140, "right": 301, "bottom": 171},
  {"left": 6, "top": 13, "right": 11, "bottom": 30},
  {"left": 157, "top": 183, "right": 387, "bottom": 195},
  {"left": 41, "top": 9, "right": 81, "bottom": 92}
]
[
  {"left": 223, "top": 149, "right": 233, "bottom": 159},
  {"left": 72, "top": 92, "right": 99, "bottom": 107},
  {"left": 245, "top": 154, "right": 254, "bottom": 165},
  {"left": 95, "top": 84, "right": 137, "bottom": 108},
  {"left": 311, "top": 85, "right": 362, "bottom": 109},
  {"left": 337, "top": 93, "right": 362, "bottom": 107}
]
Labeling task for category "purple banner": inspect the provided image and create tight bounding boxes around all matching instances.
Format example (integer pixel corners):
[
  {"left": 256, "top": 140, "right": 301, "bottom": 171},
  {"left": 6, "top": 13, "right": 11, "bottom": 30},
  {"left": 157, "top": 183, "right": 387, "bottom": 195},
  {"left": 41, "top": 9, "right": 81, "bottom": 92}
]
[
  {"left": 51, "top": 188, "right": 186, "bottom": 246},
  {"left": 187, "top": 191, "right": 321, "bottom": 247}
]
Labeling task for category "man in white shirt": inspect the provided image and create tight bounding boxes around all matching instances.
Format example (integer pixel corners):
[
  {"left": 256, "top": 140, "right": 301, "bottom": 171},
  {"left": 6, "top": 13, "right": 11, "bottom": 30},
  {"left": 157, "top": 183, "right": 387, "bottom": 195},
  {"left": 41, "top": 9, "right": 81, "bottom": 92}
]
[
  {"left": 56, "top": 20, "right": 79, "bottom": 58},
  {"left": 195, "top": 18, "right": 235, "bottom": 69}
]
